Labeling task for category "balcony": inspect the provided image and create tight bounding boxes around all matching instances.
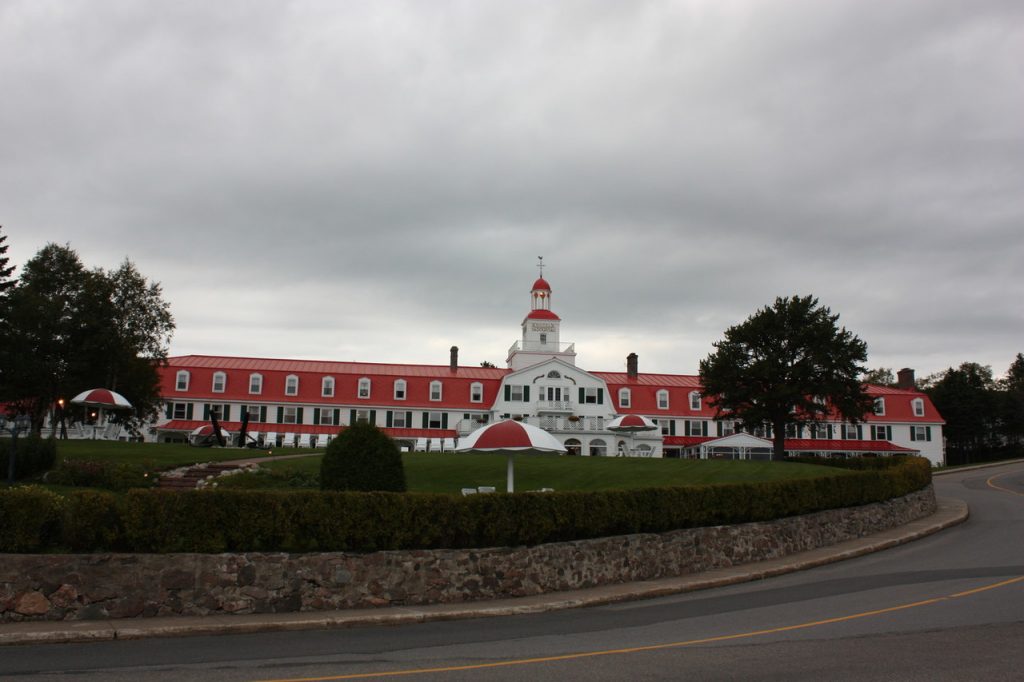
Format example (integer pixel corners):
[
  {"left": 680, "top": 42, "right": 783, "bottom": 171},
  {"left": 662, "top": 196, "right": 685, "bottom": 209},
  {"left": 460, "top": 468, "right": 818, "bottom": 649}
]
[
  {"left": 536, "top": 399, "right": 573, "bottom": 413},
  {"left": 507, "top": 340, "right": 576, "bottom": 355},
  {"left": 530, "top": 416, "right": 606, "bottom": 432}
]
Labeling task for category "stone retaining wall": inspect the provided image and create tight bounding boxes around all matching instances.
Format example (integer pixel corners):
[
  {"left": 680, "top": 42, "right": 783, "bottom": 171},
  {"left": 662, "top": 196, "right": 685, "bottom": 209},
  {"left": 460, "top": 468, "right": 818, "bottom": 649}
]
[{"left": 0, "top": 486, "right": 936, "bottom": 622}]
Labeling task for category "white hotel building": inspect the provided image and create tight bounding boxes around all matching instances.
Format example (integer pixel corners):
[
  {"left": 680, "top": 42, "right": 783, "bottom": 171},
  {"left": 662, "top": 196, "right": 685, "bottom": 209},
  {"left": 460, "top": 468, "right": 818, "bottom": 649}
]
[{"left": 154, "top": 274, "right": 946, "bottom": 465}]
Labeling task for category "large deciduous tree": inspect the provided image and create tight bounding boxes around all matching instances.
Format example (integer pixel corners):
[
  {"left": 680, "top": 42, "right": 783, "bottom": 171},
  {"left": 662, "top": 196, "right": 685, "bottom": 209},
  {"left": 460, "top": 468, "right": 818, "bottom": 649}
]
[
  {"left": 699, "top": 295, "right": 873, "bottom": 461},
  {"left": 0, "top": 243, "right": 174, "bottom": 433}
]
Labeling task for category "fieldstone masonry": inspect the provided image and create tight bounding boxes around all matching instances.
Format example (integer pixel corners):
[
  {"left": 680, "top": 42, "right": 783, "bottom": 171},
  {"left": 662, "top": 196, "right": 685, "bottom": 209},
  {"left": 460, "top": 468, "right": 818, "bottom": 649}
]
[{"left": 0, "top": 486, "right": 936, "bottom": 622}]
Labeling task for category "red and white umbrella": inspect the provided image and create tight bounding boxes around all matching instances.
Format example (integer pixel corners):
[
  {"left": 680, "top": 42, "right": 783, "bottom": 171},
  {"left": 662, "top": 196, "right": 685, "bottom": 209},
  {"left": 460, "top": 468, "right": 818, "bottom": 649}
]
[
  {"left": 70, "top": 388, "right": 133, "bottom": 409},
  {"left": 190, "top": 424, "right": 232, "bottom": 439},
  {"left": 606, "top": 414, "right": 658, "bottom": 432},
  {"left": 607, "top": 414, "right": 658, "bottom": 457},
  {"left": 455, "top": 419, "right": 566, "bottom": 492}
]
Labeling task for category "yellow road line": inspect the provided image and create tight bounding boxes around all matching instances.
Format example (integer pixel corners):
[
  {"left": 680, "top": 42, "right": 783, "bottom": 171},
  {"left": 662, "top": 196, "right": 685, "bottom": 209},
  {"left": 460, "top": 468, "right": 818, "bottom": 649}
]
[
  {"left": 254, "top": 575, "right": 1024, "bottom": 682},
  {"left": 986, "top": 472, "right": 1023, "bottom": 496}
]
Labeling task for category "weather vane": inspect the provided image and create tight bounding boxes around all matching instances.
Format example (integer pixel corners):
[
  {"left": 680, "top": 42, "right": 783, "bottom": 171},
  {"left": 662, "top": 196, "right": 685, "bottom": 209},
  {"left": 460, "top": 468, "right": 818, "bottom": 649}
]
[{"left": 537, "top": 256, "right": 545, "bottom": 277}]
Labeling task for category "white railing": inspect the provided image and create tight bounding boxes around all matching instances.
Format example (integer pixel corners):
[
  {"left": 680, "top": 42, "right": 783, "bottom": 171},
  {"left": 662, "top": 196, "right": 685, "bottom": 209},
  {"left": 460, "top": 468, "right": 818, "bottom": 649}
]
[
  {"left": 536, "top": 399, "right": 573, "bottom": 412},
  {"left": 527, "top": 416, "right": 605, "bottom": 432},
  {"left": 507, "top": 341, "right": 576, "bottom": 355}
]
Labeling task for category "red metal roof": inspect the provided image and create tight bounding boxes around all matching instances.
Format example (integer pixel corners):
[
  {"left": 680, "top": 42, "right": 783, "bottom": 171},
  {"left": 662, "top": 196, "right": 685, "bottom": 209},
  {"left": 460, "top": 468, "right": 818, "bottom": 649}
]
[
  {"left": 532, "top": 277, "right": 551, "bottom": 291},
  {"left": 158, "top": 420, "right": 456, "bottom": 440},
  {"left": 525, "top": 309, "right": 561, "bottom": 320},
  {"left": 162, "top": 356, "right": 506, "bottom": 409}
]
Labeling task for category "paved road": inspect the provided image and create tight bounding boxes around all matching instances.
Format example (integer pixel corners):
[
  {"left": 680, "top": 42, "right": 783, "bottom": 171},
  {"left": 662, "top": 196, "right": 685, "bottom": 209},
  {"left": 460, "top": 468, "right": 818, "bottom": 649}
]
[{"left": 2, "top": 463, "right": 1022, "bottom": 681}]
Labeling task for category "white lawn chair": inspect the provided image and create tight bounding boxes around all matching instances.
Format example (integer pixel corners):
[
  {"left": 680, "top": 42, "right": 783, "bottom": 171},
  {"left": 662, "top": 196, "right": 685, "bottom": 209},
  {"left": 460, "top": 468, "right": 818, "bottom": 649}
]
[
  {"left": 477, "top": 486, "right": 496, "bottom": 494},
  {"left": 461, "top": 488, "right": 478, "bottom": 496},
  {"left": 263, "top": 431, "right": 277, "bottom": 448},
  {"left": 283, "top": 433, "right": 297, "bottom": 447},
  {"left": 297, "top": 433, "right": 312, "bottom": 448},
  {"left": 428, "top": 439, "right": 442, "bottom": 452},
  {"left": 320, "top": 433, "right": 333, "bottom": 447},
  {"left": 442, "top": 438, "right": 456, "bottom": 452},
  {"left": 415, "top": 438, "right": 428, "bottom": 452}
]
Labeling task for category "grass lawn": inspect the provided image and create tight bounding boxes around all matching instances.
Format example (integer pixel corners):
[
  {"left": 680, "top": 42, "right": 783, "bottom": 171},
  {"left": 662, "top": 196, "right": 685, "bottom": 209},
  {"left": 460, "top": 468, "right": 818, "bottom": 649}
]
[
  {"left": 55, "top": 439, "right": 321, "bottom": 470},
  {"left": 42, "top": 441, "right": 849, "bottom": 493},
  {"left": 262, "top": 451, "right": 846, "bottom": 493}
]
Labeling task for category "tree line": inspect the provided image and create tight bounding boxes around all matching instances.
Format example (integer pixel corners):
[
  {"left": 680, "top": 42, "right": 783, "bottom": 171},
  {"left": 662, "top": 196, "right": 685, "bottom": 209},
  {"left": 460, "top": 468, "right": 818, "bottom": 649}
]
[{"left": 0, "top": 227, "right": 174, "bottom": 436}]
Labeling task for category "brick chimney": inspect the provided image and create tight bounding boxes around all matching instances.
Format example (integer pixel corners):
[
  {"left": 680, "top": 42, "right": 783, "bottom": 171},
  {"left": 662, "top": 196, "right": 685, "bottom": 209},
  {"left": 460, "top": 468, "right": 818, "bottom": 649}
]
[
  {"left": 626, "top": 353, "right": 638, "bottom": 379},
  {"left": 450, "top": 346, "right": 459, "bottom": 372},
  {"left": 897, "top": 368, "right": 916, "bottom": 390}
]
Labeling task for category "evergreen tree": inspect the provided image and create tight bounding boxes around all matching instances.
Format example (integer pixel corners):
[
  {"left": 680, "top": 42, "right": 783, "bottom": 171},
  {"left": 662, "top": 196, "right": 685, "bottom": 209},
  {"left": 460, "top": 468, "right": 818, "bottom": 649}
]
[
  {"left": 0, "top": 226, "right": 14, "bottom": 297},
  {"left": 926, "top": 362, "right": 999, "bottom": 464},
  {"left": 321, "top": 421, "right": 407, "bottom": 492},
  {"left": 699, "top": 295, "right": 873, "bottom": 461}
]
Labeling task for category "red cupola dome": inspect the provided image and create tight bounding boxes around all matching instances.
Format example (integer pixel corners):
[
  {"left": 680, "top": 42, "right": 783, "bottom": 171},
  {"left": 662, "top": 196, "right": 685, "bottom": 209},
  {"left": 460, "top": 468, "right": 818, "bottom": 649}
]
[{"left": 531, "top": 277, "right": 551, "bottom": 292}]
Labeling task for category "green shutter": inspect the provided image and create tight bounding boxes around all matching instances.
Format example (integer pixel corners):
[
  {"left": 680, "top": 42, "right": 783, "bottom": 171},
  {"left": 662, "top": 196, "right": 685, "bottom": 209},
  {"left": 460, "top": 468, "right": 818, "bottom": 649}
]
[
  {"left": 350, "top": 409, "right": 356, "bottom": 426},
  {"left": 313, "top": 408, "right": 321, "bottom": 425},
  {"left": 442, "top": 413, "right": 448, "bottom": 429},
  {"left": 579, "top": 388, "right": 585, "bottom": 404},
  {"left": 165, "top": 403, "right": 173, "bottom": 419},
  {"left": 406, "top": 411, "right": 412, "bottom": 427},
  {"left": 925, "top": 426, "right": 932, "bottom": 442},
  {"left": 716, "top": 421, "right": 723, "bottom": 437},
  {"left": 202, "top": 404, "right": 210, "bottom": 420},
  {"left": 222, "top": 405, "right": 230, "bottom": 420},
  {"left": 702, "top": 421, "right": 708, "bottom": 436},
  {"left": 277, "top": 407, "right": 284, "bottom": 424},
  {"left": 334, "top": 409, "right": 341, "bottom": 426},
  {"left": 186, "top": 403, "right": 194, "bottom": 419},
  {"left": 386, "top": 411, "right": 393, "bottom": 427},
  {"left": 523, "top": 386, "right": 530, "bottom": 402},
  {"left": 597, "top": 388, "right": 604, "bottom": 404},
  {"left": 887, "top": 426, "right": 893, "bottom": 440},
  {"left": 369, "top": 410, "right": 376, "bottom": 425},
  {"left": 296, "top": 407, "right": 304, "bottom": 424},
  {"left": 259, "top": 406, "right": 267, "bottom": 423},
  {"left": 422, "top": 412, "right": 428, "bottom": 428},
  {"left": 684, "top": 421, "right": 691, "bottom": 436},
  {"left": 504, "top": 385, "right": 511, "bottom": 401}
]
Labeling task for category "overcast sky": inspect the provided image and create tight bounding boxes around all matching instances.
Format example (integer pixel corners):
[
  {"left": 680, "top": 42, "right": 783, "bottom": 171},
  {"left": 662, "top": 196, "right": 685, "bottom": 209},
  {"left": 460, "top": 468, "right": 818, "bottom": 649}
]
[{"left": 2, "top": 0, "right": 1022, "bottom": 380}]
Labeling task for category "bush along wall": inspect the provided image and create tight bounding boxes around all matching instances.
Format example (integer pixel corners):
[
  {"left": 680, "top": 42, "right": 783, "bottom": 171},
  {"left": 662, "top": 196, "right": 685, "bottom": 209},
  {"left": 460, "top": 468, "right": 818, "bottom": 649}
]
[{"left": 0, "top": 456, "right": 932, "bottom": 554}]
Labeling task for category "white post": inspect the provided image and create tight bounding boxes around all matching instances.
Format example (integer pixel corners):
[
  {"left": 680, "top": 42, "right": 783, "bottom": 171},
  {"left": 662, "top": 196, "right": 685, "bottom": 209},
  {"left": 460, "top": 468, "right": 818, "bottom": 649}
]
[{"left": 507, "top": 454, "right": 515, "bottom": 493}]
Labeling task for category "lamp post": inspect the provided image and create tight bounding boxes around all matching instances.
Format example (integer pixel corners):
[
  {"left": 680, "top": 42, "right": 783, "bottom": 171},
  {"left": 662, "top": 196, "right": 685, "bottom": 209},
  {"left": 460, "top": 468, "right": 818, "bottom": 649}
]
[{"left": 2, "top": 414, "right": 32, "bottom": 484}]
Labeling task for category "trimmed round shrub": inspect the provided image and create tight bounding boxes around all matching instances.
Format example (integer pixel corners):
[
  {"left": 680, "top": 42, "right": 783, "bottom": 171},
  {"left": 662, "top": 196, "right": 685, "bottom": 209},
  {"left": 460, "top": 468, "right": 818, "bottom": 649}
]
[{"left": 320, "top": 422, "right": 407, "bottom": 492}]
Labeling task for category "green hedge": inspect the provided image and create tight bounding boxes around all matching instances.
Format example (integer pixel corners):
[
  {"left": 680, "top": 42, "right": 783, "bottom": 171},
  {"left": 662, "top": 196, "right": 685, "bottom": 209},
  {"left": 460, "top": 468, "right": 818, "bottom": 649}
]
[
  {"left": 0, "top": 456, "right": 932, "bottom": 554},
  {"left": 0, "top": 436, "right": 57, "bottom": 481}
]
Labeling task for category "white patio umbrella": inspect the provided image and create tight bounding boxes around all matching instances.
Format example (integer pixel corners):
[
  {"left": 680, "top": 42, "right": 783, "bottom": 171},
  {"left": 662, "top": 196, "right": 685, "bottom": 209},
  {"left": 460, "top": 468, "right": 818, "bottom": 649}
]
[
  {"left": 454, "top": 419, "right": 566, "bottom": 492},
  {"left": 606, "top": 414, "right": 658, "bottom": 456}
]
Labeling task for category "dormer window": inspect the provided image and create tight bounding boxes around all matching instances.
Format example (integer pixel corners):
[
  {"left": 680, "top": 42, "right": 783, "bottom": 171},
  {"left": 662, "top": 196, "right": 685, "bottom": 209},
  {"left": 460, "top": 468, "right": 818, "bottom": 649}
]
[
  {"left": 470, "top": 382, "right": 484, "bottom": 403},
  {"left": 873, "top": 398, "right": 885, "bottom": 416},
  {"left": 212, "top": 372, "right": 226, "bottom": 393},
  {"left": 249, "top": 373, "right": 263, "bottom": 395},
  {"left": 430, "top": 381, "right": 443, "bottom": 401},
  {"left": 689, "top": 391, "right": 701, "bottom": 411},
  {"left": 322, "top": 376, "right": 335, "bottom": 398},
  {"left": 285, "top": 374, "right": 299, "bottom": 396},
  {"left": 657, "top": 390, "right": 669, "bottom": 410},
  {"left": 394, "top": 379, "right": 407, "bottom": 400},
  {"left": 912, "top": 398, "right": 925, "bottom": 417},
  {"left": 358, "top": 377, "right": 371, "bottom": 399},
  {"left": 175, "top": 370, "right": 190, "bottom": 391},
  {"left": 619, "top": 388, "right": 631, "bottom": 408}
]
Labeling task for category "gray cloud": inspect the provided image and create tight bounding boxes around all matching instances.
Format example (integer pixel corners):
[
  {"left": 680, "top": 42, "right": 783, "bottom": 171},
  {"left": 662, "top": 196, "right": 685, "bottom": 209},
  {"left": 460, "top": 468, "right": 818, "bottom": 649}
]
[{"left": 2, "top": 0, "right": 1022, "bottom": 379}]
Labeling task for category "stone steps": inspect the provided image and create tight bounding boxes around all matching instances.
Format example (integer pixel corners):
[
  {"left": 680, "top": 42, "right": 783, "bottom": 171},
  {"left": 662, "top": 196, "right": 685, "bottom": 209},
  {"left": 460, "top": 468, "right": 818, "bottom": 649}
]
[{"left": 156, "top": 462, "right": 249, "bottom": 490}]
